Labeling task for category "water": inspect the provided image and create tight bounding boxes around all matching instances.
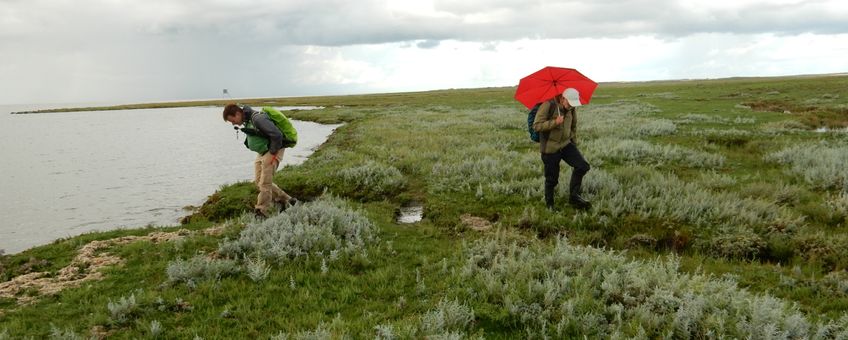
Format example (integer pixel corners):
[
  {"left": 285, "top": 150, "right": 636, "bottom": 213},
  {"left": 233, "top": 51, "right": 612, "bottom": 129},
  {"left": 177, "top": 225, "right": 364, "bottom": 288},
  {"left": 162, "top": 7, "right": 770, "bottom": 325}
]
[
  {"left": 0, "top": 105, "right": 340, "bottom": 254},
  {"left": 397, "top": 202, "right": 424, "bottom": 224},
  {"left": 814, "top": 126, "right": 848, "bottom": 133}
]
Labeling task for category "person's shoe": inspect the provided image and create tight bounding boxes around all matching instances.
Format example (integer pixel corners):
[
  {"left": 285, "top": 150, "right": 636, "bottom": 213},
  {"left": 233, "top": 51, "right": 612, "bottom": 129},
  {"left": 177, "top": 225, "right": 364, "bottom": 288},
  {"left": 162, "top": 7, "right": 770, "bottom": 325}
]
[
  {"left": 278, "top": 197, "right": 299, "bottom": 213},
  {"left": 546, "top": 204, "right": 559, "bottom": 212},
  {"left": 569, "top": 195, "right": 592, "bottom": 210},
  {"left": 254, "top": 208, "right": 269, "bottom": 219}
]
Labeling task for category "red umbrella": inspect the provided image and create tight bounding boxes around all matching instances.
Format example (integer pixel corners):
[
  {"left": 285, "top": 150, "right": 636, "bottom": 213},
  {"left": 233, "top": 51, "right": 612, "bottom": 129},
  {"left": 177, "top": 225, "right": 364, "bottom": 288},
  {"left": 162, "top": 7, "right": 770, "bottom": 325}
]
[{"left": 514, "top": 66, "right": 598, "bottom": 109}]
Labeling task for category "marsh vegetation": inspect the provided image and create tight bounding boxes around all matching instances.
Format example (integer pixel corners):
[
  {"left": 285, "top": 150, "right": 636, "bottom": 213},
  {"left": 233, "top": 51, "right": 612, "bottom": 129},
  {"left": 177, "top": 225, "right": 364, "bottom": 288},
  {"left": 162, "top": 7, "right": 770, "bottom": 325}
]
[{"left": 1, "top": 75, "right": 848, "bottom": 338}]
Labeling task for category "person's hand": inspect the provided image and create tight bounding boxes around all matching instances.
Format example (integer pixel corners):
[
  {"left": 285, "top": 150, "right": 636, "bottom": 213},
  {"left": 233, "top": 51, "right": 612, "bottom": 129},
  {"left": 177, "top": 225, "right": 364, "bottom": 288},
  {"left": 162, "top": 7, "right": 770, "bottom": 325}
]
[
  {"left": 267, "top": 152, "right": 279, "bottom": 166},
  {"left": 555, "top": 115, "right": 564, "bottom": 125}
]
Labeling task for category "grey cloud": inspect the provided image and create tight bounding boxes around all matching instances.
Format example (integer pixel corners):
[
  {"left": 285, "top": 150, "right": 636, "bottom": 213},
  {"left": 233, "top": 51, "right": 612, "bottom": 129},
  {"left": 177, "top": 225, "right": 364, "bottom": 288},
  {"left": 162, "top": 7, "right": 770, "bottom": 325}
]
[
  {"left": 416, "top": 40, "right": 441, "bottom": 49},
  {"left": 253, "top": 0, "right": 848, "bottom": 44},
  {"left": 480, "top": 42, "right": 498, "bottom": 51},
  {"left": 0, "top": 0, "right": 846, "bottom": 104},
  {"left": 7, "top": 0, "right": 840, "bottom": 47}
]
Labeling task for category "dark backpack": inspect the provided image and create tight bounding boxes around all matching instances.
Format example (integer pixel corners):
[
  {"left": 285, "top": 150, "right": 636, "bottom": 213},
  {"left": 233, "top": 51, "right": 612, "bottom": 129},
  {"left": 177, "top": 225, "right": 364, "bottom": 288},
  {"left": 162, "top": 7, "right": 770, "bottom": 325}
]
[{"left": 527, "top": 103, "right": 542, "bottom": 142}]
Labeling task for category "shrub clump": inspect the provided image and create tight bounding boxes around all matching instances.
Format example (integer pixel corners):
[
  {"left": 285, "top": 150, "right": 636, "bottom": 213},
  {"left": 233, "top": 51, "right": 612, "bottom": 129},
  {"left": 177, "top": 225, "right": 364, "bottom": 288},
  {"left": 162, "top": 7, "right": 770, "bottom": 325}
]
[
  {"left": 337, "top": 160, "right": 405, "bottom": 198},
  {"left": 585, "top": 167, "right": 791, "bottom": 232},
  {"left": 634, "top": 119, "right": 677, "bottom": 137},
  {"left": 583, "top": 138, "right": 725, "bottom": 169},
  {"left": 430, "top": 152, "right": 538, "bottom": 194},
  {"left": 702, "top": 227, "right": 766, "bottom": 259},
  {"left": 245, "top": 256, "right": 271, "bottom": 282},
  {"left": 792, "top": 232, "right": 848, "bottom": 269},
  {"left": 760, "top": 120, "right": 808, "bottom": 134},
  {"left": 826, "top": 193, "right": 848, "bottom": 226},
  {"left": 107, "top": 292, "right": 141, "bottom": 324},
  {"left": 698, "top": 171, "right": 737, "bottom": 190},
  {"left": 219, "top": 196, "right": 378, "bottom": 263},
  {"left": 766, "top": 141, "right": 848, "bottom": 192},
  {"left": 460, "top": 237, "right": 848, "bottom": 338},
  {"left": 166, "top": 255, "right": 240, "bottom": 285},
  {"left": 419, "top": 299, "right": 475, "bottom": 337}
]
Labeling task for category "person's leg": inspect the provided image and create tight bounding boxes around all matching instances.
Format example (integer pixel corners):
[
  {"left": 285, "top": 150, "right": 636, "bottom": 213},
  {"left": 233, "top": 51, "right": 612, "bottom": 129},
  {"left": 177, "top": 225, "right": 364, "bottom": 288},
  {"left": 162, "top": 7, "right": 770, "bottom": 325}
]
[
  {"left": 269, "top": 149, "right": 292, "bottom": 204},
  {"left": 255, "top": 152, "right": 277, "bottom": 216},
  {"left": 561, "top": 143, "right": 591, "bottom": 207},
  {"left": 253, "top": 153, "right": 262, "bottom": 186},
  {"left": 541, "top": 152, "right": 561, "bottom": 209}
]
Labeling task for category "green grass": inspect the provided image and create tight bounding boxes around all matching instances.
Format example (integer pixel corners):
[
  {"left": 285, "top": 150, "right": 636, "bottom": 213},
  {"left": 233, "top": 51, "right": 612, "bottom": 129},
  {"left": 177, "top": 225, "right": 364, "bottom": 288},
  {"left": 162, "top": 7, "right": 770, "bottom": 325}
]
[{"left": 2, "top": 75, "right": 848, "bottom": 338}]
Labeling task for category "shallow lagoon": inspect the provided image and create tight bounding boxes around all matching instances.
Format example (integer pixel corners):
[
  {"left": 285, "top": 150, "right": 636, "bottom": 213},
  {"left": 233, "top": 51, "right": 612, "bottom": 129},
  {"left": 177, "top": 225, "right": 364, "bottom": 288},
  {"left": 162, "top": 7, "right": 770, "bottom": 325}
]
[{"left": 0, "top": 106, "right": 339, "bottom": 253}]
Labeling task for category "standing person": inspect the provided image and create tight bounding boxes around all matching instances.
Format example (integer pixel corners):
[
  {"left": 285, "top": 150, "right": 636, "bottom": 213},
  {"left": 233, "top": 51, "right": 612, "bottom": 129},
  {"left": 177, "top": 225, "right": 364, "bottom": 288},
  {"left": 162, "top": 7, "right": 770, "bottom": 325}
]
[
  {"left": 223, "top": 104, "right": 297, "bottom": 218},
  {"left": 532, "top": 88, "right": 591, "bottom": 210}
]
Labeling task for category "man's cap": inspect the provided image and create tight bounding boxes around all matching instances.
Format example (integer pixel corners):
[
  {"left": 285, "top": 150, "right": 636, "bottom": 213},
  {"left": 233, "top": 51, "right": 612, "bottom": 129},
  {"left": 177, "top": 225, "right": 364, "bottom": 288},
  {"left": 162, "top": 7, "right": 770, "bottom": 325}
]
[{"left": 563, "top": 88, "right": 582, "bottom": 107}]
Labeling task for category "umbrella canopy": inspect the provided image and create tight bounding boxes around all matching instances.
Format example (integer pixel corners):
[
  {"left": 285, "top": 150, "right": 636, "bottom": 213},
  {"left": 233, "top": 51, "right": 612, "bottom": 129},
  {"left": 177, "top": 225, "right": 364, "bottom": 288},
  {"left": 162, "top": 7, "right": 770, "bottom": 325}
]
[{"left": 514, "top": 66, "right": 598, "bottom": 109}]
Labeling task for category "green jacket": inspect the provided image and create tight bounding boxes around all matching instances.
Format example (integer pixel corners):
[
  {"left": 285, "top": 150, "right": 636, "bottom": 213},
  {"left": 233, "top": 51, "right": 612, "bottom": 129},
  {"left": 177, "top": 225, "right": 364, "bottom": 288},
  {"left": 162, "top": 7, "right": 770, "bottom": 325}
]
[
  {"left": 532, "top": 100, "right": 578, "bottom": 154},
  {"left": 240, "top": 106, "right": 284, "bottom": 155}
]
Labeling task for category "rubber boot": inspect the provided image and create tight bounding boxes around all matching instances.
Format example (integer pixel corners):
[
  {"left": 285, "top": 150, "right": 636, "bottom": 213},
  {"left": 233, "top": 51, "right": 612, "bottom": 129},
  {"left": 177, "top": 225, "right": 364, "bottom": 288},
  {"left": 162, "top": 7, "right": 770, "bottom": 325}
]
[
  {"left": 545, "top": 186, "right": 556, "bottom": 210},
  {"left": 569, "top": 183, "right": 591, "bottom": 210}
]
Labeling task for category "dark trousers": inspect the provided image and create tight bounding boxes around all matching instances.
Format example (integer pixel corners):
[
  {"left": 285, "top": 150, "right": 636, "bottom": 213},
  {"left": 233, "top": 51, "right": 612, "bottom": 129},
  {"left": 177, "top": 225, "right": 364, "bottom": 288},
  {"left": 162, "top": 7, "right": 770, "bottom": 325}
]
[{"left": 542, "top": 143, "right": 590, "bottom": 206}]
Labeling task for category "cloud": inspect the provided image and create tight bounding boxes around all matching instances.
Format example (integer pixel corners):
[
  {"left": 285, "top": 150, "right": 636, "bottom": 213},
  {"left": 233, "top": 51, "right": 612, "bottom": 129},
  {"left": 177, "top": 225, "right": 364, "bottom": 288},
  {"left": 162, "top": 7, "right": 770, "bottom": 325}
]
[
  {"left": 416, "top": 40, "right": 441, "bottom": 49},
  {"left": 0, "top": 0, "right": 847, "bottom": 104},
  {"left": 6, "top": 0, "right": 845, "bottom": 47}
]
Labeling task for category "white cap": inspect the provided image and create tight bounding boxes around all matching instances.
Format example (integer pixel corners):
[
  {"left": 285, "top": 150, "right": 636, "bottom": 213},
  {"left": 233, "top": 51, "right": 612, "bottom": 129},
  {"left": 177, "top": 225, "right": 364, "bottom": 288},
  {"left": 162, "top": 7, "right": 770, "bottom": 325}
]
[{"left": 563, "top": 88, "right": 582, "bottom": 107}]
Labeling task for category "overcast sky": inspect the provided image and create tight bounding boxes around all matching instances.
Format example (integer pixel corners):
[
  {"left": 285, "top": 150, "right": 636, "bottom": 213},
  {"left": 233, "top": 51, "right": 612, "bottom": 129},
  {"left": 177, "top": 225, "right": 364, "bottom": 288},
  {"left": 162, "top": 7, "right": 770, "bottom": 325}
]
[{"left": 1, "top": 0, "right": 847, "bottom": 105}]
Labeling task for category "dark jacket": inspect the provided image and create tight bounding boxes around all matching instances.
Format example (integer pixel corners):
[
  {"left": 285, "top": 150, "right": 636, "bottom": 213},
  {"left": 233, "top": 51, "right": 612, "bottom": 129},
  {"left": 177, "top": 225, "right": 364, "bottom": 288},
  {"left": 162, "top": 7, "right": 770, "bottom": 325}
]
[
  {"left": 532, "top": 100, "right": 578, "bottom": 154},
  {"left": 244, "top": 105, "right": 284, "bottom": 155}
]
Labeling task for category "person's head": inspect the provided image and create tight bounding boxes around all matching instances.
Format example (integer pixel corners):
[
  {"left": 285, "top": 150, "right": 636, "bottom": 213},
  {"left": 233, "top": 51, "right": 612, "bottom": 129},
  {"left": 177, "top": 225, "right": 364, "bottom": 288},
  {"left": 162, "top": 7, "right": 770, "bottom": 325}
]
[
  {"left": 558, "top": 88, "right": 582, "bottom": 109},
  {"left": 222, "top": 104, "right": 244, "bottom": 125}
]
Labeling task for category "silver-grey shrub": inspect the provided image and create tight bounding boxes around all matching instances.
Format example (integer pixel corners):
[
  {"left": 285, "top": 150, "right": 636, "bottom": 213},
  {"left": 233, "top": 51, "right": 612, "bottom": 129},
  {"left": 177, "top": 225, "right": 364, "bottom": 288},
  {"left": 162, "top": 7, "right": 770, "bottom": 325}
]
[
  {"left": 633, "top": 119, "right": 678, "bottom": 137},
  {"left": 430, "top": 151, "right": 538, "bottom": 194},
  {"left": 374, "top": 324, "right": 397, "bottom": 340},
  {"left": 583, "top": 138, "right": 725, "bottom": 168},
  {"left": 271, "top": 326, "right": 332, "bottom": 340},
  {"left": 245, "top": 256, "right": 271, "bottom": 282},
  {"left": 766, "top": 141, "right": 848, "bottom": 192},
  {"left": 761, "top": 120, "right": 808, "bottom": 135},
  {"left": 107, "top": 292, "right": 139, "bottom": 324},
  {"left": 677, "top": 113, "right": 730, "bottom": 124},
  {"left": 691, "top": 128, "right": 753, "bottom": 138},
  {"left": 814, "top": 315, "right": 848, "bottom": 339},
  {"left": 584, "top": 167, "right": 795, "bottom": 231},
  {"left": 826, "top": 193, "right": 848, "bottom": 225},
  {"left": 734, "top": 116, "right": 757, "bottom": 124},
  {"left": 460, "top": 237, "right": 842, "bottom": 338},
  {"left": 698, "top": 171, "right": 737, "bottom": 190},
  {"left": 580, "top": 101, "right": 673, "bottom": 138},
  {"left": 48, "top": 325, "right": 83, "bottom": 340},
  {"left": 219, "top": 196, "right": 378, "bottom": 263},
  {"left": 419, "top": 299, "right": 475, "bottom": 337},
  {"left": 149, "top": 320, "right": 163, "bottom": 338},
  {"left": 337, "top": 160, "right": 405, "bottom": 195},
  {"left": 166, "top": 255, "right": 239, "bottom": 285},
  {"left": 703, "top": 227, "right": 766, "bottom": 259}
]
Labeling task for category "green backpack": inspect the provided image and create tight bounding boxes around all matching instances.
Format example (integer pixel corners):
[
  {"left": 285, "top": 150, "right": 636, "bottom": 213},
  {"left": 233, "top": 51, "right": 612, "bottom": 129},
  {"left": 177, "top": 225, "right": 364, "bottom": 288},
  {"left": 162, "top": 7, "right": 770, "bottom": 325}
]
[
  {"left": 261, "top": 106, "right": 298, "bottom": 148},
  {"left": 242, "top": 107, "right": 298, "bottom": 154}
]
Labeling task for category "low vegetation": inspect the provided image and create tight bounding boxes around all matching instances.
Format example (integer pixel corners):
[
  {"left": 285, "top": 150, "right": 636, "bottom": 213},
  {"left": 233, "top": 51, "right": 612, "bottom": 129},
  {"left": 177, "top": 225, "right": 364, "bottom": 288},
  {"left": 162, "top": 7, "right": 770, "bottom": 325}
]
[{"left": 2, "top": 75, "right": 848, "bottom": 337}]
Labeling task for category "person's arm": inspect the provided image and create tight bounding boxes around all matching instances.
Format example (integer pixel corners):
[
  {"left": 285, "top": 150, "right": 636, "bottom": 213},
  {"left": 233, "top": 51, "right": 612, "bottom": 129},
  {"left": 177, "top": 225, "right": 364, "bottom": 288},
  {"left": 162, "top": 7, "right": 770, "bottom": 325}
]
[
  {"left": 253, "top": 114, "right": 284, "bottom": 154},
  {"left": 533, "top": 101, "right": 560, "bottom": 132}
]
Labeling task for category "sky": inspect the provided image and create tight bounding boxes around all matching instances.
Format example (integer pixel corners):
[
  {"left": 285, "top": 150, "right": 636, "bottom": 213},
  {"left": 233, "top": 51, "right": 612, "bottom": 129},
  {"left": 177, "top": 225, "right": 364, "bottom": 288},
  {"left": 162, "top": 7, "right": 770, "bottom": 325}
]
[{"left": 1, "top": 0, "right": 847, "bottom": 105}]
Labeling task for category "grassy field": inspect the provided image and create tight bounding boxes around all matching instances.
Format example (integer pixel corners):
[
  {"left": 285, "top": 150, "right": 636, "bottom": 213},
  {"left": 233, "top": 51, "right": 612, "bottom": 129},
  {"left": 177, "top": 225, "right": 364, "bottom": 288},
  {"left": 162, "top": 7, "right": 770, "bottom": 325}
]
[{"left": 2, "top": 75, "right": 848, "bottom": 338}]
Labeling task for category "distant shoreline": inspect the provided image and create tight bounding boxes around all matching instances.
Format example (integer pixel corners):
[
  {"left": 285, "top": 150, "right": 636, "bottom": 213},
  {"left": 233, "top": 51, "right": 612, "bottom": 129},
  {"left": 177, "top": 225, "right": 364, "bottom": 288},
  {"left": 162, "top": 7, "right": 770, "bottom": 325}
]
[{"left": 11, "top": 73, "right": 848, "bottom": 114}]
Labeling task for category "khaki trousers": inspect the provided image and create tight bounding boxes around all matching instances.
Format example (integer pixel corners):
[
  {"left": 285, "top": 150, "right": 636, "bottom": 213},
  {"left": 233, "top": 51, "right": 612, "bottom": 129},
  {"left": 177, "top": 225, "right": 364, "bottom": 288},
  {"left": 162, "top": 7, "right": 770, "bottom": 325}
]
[{"left": 254, "top": 149, "right": 291, "bottom": 214}]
